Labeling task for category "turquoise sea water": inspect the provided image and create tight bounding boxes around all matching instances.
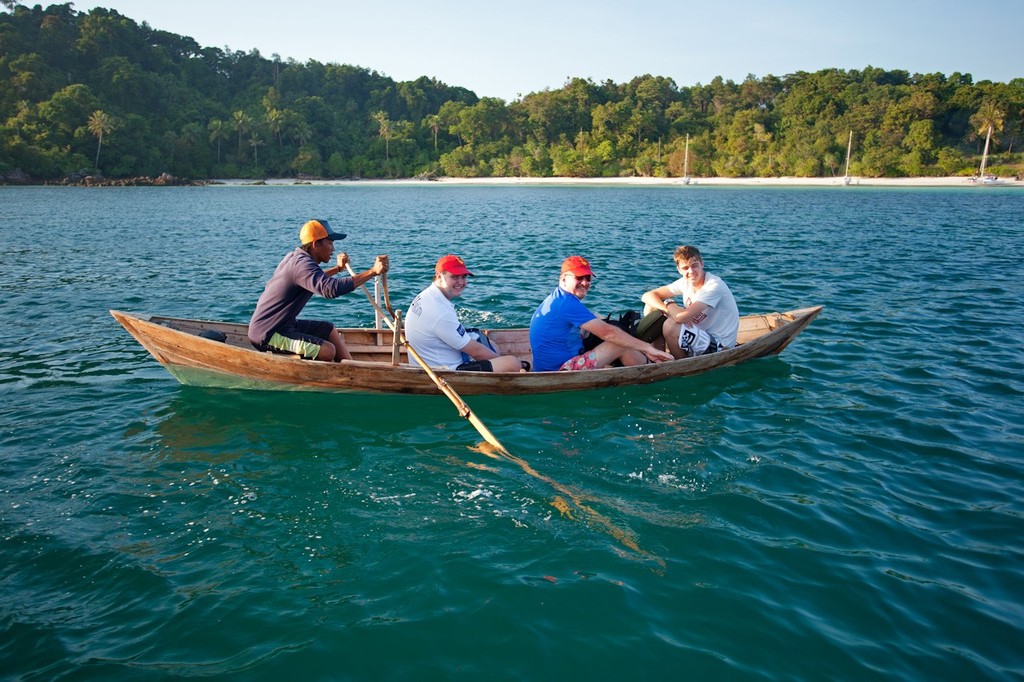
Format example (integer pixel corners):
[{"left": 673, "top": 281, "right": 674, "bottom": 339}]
[{"left": 1, "top": 184, "right": 1022, "bottom": 679}]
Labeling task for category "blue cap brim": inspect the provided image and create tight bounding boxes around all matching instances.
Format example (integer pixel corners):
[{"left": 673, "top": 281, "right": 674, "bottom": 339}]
[{"left": 315, "top": 218, "right": 346, "bottom": 241}]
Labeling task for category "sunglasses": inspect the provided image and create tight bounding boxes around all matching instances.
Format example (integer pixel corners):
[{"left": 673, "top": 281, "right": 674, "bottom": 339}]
[{"left": 571, "top": 274, "right": 593, "bottom": 282}]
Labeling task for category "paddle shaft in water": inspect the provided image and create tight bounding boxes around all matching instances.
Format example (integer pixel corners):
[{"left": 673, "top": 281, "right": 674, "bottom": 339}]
[
  {"left": 344, "top": 266, "right": 659, "bottom": 564},
  {"left": 344, "top": 265, "right": 513, "bottom": 457}
]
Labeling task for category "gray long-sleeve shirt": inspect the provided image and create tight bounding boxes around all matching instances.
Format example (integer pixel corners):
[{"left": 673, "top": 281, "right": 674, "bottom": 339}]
[{"left": 248, "top": 248, "right": 355, "bottom": 345}]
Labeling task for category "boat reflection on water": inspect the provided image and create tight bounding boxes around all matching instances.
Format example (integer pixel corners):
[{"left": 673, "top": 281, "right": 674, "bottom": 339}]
[
  {"left": 142, "top": 353, "right": 801, "bottom": 566},
  {"left": 146, "top": 352, "right": 799, "bottom": 468},
  {"left": 149, "top": 388, "right": 455, "bottom": 463}
]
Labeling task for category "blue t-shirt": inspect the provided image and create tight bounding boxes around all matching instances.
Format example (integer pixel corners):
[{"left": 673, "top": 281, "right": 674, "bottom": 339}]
[{"left": 529, "top": 287, "right": 597, "bottom": 371}]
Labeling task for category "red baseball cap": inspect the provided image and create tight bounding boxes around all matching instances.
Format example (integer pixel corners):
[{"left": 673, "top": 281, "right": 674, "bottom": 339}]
[
  {"left": 435, "top": 254, "right": 474, "bottom": 276},
  {"left": 561, "top": 255, "right": 593, "bottom": 277}
]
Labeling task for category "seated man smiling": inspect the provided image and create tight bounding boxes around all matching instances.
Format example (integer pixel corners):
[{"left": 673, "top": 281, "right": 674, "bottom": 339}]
[
  {"left": 640, "top": 245, "right": 739, "bottom": 358},
  {"left": 529, "top": 255, "right": 672, "bottom": 372},
  {"left": 404, "top": 254, "right": 526, "bottom": 372}
]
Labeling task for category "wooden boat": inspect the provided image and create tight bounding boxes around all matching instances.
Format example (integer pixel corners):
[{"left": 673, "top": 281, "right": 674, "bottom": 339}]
[{"left": 110, "top": 306, "right": 823, "bottom": 396}]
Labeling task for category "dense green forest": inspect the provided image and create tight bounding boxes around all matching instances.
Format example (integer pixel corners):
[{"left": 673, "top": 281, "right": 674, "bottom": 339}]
[{"left": 2, "top": 2, "right": 1022, "bottom": 182}]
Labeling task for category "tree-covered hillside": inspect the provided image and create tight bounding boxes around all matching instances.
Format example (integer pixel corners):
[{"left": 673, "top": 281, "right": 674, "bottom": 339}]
[{"left": 2, "top": 3, "right": 1022, "bottom": 181}]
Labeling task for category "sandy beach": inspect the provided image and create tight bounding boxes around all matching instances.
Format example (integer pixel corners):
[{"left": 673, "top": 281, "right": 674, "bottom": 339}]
[{"left": 230, "top": 175, "right": 1024, "bottom": 188}]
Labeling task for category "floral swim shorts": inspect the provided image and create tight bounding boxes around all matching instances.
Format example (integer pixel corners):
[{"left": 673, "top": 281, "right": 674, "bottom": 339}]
[{"left": 559, "top": 350, "right": 599, "bottom": 371}]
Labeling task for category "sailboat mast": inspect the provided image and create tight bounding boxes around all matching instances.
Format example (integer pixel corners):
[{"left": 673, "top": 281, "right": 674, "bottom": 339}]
[
  {"left": 844, "top": 130, "right": 852, "bottom": 179},
  {"left": 979, "top": 125, "right": 992, "bottom": 177},
  {"left": 684, "top": 134, "right": 690, "bottom": 177}
]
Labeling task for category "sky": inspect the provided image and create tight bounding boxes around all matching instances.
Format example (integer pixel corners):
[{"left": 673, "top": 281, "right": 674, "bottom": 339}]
[{"left": 50, "top": 0, "right": 1023, "bottom": 101}]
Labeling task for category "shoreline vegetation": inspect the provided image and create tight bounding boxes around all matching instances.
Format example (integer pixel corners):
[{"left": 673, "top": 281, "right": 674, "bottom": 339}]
[
  {"left": 227, "top": 175, "right": 1024, "bottom": 187},
  {"left": 3, "top": 173, "right": 1022, "bottom": 188},
  {"left": 2, "top": 5, "right": 1022, "bottom": 186},
  {"left": 5, "top": 175, "right": 1018, "bottom": 189}
]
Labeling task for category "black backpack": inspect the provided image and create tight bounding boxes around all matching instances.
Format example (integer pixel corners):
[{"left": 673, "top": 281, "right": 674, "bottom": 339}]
[{"left": 581, "top": 310, "right": 642, "bottom": 351}]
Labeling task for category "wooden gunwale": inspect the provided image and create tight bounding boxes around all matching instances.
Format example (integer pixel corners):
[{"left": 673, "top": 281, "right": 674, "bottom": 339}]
[{"left": 110, "top": 306, "right": 823, "bottom": 396}]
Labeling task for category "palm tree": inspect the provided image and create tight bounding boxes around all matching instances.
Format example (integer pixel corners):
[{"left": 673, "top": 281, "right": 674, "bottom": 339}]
[
  {"left": 249, "top": 133, "right": 264, "bottom": 167},
  {"left": 265, "top": 108, "right": 284, "bottom": 147},
  {"left": 372, "top": 110, "right": 392, "bottom": 160},
  {"left": 208, "top": 118, "right": 228, "bottom": 164},
  {"left": 424, "top": 114, "right": 440, "bottom": 151},
  {"left": 233, "top": 110, "right": 252, "bottom": 159},
  {"left": 290, "top": 119, "right": 312, "bottom": 147},
  {"left": 87, "top": 110, "right": 113, "bottom": 172},
  {"left": 971, "top": 101, "right": 1005, "bottom": 140}
]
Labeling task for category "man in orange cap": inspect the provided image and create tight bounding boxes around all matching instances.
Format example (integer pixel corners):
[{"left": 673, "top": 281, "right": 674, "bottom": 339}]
[
  {"left": 529, "top": 255, "right": 673, "bottom": 372},
  {"left": 248, "top": 219, "right": 388, "bottom": 361},
  {"left": 405, "top": 254, "right": 527, "bottom": 372}
]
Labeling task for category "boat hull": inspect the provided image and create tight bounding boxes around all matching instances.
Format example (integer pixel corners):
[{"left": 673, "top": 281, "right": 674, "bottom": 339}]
[{"left": 111, "top": 306, "right": 823, "bottom": 395}]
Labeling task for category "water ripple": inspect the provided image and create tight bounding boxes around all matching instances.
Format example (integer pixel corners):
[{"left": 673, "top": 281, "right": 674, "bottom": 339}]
[{"left": 2, "top": 185, "right": 1023, "bottom": 678}]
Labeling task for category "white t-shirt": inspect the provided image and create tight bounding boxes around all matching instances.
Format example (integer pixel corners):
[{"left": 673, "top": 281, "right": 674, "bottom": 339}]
[
  {"left": 666, "top": 272, "right": 739, "bottom": 347},
  {"left": 404, "top": 283, "right": 471, "bottom": 369}
]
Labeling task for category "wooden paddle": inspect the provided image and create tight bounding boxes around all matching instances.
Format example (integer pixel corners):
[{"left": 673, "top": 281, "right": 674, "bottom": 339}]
[
  {"left": 348, "top": 265, "right": 661, "bottom": 565},
  {"left": 345, "top": 264, "right": 513, "bottom": 457},
  {"left": 381, "top": 271, "right": 396, "bottom": 318}
]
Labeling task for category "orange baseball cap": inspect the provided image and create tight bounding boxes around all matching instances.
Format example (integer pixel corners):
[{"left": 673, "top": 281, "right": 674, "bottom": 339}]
[
  {"left": 299, "top": 219, "right": 346, "bottom": 245},
  {"left": 435, "top": 254, "right": 474, "bottom": 276},
  {"left": 561, "top": 255, "right": 593, "bottom": 277}
]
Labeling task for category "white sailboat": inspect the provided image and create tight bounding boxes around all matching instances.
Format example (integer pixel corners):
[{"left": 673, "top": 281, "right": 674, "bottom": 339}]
[{"left": 977, "top": 124, "right": 999, "bottom": 183}]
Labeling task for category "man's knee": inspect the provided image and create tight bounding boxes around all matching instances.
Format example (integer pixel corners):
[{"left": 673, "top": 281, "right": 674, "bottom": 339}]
[
  {"left": 491, "top": 355, "right": 525, "bottom": 372},
  {"left": 590, "top": 341, "right": 628, "bottom": 369},
  {"left": 315, "top": 341, "right": 336, "bottom": 362}
]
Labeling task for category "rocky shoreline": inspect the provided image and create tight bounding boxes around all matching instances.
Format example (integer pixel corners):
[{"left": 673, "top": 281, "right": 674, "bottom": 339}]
[{"left": 0, "top": 169, "right": 207, "bottom": 186}]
